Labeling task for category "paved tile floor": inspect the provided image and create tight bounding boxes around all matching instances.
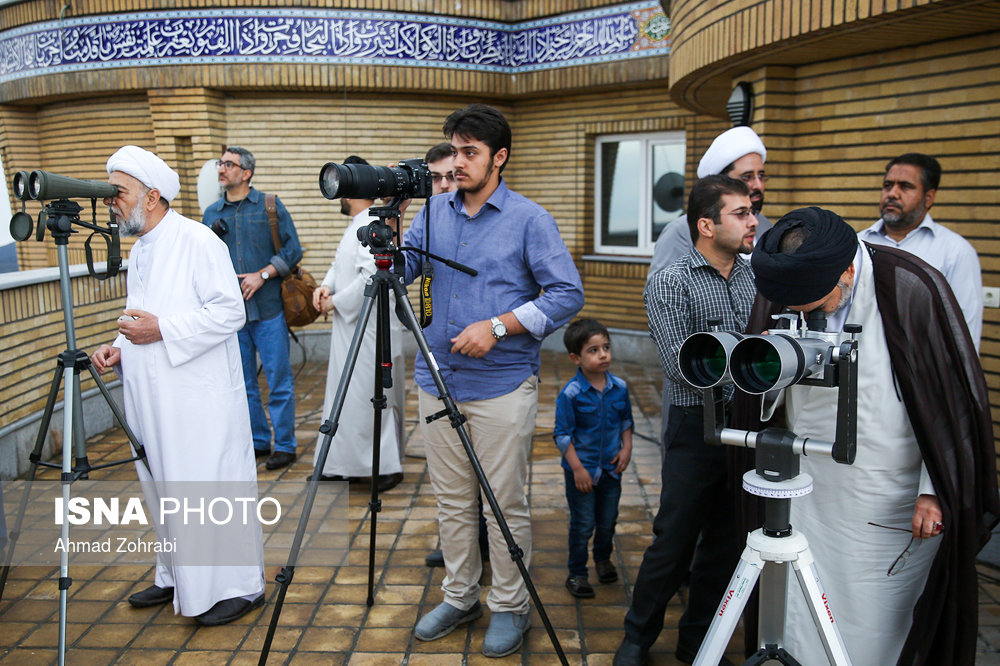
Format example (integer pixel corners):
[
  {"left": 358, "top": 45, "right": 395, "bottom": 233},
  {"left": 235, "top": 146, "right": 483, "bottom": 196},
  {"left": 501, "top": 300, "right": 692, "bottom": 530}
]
[{"left": 2, "top": 351, "right": 1000, "bottom": 664}]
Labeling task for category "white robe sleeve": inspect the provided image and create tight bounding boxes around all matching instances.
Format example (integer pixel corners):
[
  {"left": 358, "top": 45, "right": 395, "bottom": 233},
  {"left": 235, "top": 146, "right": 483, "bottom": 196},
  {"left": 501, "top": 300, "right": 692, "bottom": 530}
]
[
  {"left": 157, "top": 237, "right": 246, "bottom": 367},
  {"left": 328, "top": 238, "right": 375, "bottom": 325}
]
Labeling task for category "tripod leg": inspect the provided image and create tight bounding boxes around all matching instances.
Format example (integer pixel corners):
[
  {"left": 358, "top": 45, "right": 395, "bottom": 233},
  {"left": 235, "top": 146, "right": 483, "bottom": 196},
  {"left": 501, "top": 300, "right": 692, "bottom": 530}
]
[
  {"left": 259, "top": 284, "right": 380, "bottom": 665},
  {"left": 791, "top": 546, "right": 853, "bottom": 665},
  {"left": 0, "top": 362, "right": 66, "bottom": 602},
  {"left": 694, "top": 544, "right": 765, "bottom": 666},
  {"left": 86, "top": 363, "right": 150, "bottom": 473},
  {"left": 758, "top": 554, "right": 789, "bottom": 649},
  {"left": 366, "top": 279, "right": 390, "bottom": 606},
  {"left": 57, "top": 362, "right": 75, "bottom": 666},
  {"left": 388, "top": 276, "right": 568, "bottom": 666},
  {"left": 71, "top": 373, "right": 90, "bottom": 479}
]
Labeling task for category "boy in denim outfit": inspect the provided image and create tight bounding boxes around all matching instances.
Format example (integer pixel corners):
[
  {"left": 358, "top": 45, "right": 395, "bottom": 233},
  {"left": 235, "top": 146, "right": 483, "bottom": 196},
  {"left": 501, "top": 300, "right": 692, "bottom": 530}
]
[{"left": 554, "top": 318, "right": 634, "bottom": 598}]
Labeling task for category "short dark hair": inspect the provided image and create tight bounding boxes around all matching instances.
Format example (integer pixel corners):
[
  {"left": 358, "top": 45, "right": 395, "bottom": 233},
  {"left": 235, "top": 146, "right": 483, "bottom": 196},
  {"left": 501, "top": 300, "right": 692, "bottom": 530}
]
[
  {"left": 425, "top": 142, "right": 455, "bottom": 164},
  {"left": 443, "top": 104, "right": 512, "bottom": 173},
  {"left": 563, "top": 318, "right": 610, "bottom": 356},
  {"left": 344, "top": 155, "right": 369, "bottom": 166},
  {"left": 686, "top": 175, "right": 750, "bottom": 244},
  {"left": 224, "top": 146, "right": 255, "bottom": 177},
  {"left": 886, "top": 153, "right": 941, "bottom": 192}
]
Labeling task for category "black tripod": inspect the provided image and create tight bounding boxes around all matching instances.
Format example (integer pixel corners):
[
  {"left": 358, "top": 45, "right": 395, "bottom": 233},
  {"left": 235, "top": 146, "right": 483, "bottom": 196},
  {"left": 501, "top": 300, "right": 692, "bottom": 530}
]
[
  {"left": 258, "top": 204, "right": 567, "bottom": 665},
  {"left": 0, "top": 198, "right": 148, "bottom": 666}
]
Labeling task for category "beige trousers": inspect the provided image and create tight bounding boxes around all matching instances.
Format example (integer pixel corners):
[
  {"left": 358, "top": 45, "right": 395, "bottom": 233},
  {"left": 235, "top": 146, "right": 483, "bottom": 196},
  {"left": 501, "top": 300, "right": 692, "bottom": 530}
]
[{"left": 418, "top": 376, "right": 538, "bottom": 613}]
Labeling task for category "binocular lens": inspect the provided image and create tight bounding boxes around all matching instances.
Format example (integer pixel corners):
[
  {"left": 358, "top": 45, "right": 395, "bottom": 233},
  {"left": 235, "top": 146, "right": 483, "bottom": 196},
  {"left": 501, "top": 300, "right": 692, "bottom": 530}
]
[{"left": 677, "top": 332, "right": 742, "bottom": 389}]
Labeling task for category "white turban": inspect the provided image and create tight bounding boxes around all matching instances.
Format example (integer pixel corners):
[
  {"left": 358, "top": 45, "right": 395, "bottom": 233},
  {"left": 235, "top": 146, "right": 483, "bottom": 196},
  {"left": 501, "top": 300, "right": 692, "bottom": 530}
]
[
  {"left": 106, "top": 145, "right": 181, "bottom": 202},
  {"left": 697, "top": 126, "right": 767, "bottom": 178}
]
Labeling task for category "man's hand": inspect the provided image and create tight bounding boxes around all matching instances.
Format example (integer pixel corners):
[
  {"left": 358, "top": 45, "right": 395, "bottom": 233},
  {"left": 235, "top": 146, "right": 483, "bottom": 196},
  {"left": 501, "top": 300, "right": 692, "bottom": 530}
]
[
  {"left": 237, "top": 271, "right": 266, "bottom": 301},
  {"left": 912, "top": 493, "right": 943, "bottom": 539},
  {"left": 572, "top": 465, "right": 594, "bottom": 494},
  {"left": 450, "top": 320, "right": 497, "bottom": 358},
  {"left": 313, "top": 285, "right": 334, "bottom": 314},
  {"left": 612, "top": 443, "right": 632, "bottom": 474},
  {"left": 118, "top": 309, "right": 162, "bottom": 345},
  {"left": 90, "top": 344, "right": 121, "bottom": 373}
]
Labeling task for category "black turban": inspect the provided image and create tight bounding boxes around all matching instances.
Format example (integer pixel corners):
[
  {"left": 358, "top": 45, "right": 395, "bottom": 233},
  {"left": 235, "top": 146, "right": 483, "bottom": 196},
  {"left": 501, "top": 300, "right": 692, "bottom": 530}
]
[{"left": 751, "top": 207, "right": 858, "bottom": 306}]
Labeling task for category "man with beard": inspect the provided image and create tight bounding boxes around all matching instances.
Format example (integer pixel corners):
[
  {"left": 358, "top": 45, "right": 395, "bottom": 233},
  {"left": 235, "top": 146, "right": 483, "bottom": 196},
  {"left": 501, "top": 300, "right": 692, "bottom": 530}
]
[
  {"left": 91, "top": 145, "right": 265, "bottom": 625},
  {"left": 311, "top": 155, "right": 405, "bottom": 492},
  {"left": 646, "top": 126, "right": 772, "bottom": 283},
  {"left": 403, "top": 104, "right": 583, "bottom": 658},
  {"left": 645, "top": 127, "right": 773, "bottom": 452},
  {"left": 614, "top": 175, "right": 756, "bottom": 666},
  {"left": 741, "top": 207, "right": 998, "bottom": 664},
  {"left": 203, "top": 146, "right": 303, "bottom": 470},
  {"left": 859, "top": 153, "right": 982, "bottom": 347}
]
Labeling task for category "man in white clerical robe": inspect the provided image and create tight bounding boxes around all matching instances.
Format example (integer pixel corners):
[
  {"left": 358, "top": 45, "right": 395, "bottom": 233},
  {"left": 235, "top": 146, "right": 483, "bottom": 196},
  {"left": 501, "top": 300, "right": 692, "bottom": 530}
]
[
  {"left": 311, "top": 155, "right": 405, "bottom": 493},
  {"left": 91, "top": 145, "right": 264, "bottom": 625}
]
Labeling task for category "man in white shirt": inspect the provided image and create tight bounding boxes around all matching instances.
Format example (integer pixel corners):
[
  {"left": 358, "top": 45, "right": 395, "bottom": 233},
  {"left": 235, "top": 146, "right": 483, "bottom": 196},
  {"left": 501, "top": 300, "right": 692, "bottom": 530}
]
[{"left": 859, "top": 153, "right": 983, "bottom": 347}]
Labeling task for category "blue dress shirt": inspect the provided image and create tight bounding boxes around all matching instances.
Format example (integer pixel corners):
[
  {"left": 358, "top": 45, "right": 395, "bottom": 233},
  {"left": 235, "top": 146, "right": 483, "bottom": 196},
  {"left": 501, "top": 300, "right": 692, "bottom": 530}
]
[
  {"left": 554, "top": 370, "right": 634, "bottom": 482},
  {"left": 203, "top": 187, "right": 303, "bottom": 322},
  {"left": 402, "top": 179, "right": 584, "bottom": 402}
]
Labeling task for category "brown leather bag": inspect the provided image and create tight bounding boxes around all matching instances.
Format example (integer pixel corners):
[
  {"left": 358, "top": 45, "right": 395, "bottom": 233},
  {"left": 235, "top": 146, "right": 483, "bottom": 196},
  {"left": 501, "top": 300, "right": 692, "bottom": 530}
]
[{"left": 266, "top": 194, "right": 321, "bottom": 327}]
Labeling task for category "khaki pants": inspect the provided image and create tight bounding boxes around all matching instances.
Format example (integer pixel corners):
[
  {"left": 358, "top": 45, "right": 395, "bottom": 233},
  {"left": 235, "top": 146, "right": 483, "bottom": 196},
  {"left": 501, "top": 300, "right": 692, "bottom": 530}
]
[{"left": 418, "top": 376, "right": 538, "bottom": 613}]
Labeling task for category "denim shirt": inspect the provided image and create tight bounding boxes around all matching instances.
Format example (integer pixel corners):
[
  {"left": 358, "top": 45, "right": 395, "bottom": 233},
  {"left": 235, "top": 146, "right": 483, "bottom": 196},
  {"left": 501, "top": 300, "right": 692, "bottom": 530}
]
[
  {"left": 554, "top": 370, "right": 634, "bottom": 482},
  {"left": 402, "top": 179, "right": 584, "bottom": 402},
  {"left": 203, "top": 187, "right": 303, "bottom": 322}
]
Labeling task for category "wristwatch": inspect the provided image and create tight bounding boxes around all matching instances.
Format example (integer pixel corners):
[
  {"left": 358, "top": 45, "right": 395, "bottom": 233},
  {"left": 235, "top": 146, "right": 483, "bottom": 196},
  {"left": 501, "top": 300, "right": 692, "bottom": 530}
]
[
  {"left": 260, "top": 270, "right": 270, "bottom": 281},
  {"left": 490, "top": 316, "right": 508, "bottom": 341}
]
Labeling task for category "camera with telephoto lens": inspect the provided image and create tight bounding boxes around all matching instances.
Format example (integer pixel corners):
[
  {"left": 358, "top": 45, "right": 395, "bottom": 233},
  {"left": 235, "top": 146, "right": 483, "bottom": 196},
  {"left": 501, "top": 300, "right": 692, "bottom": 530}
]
[{"left": 318, "top": 158, "right": 432, "bottom": 201}]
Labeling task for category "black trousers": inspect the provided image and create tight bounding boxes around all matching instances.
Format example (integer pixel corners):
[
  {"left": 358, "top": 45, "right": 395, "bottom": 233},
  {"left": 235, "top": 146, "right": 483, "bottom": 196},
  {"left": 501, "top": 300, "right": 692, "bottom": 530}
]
[{"left": 623, "top": 405, "right": 742, "bottom": 653}]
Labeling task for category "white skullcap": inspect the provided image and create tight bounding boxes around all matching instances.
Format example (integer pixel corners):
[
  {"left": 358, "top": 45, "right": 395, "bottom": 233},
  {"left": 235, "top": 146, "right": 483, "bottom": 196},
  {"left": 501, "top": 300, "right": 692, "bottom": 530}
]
[
  {"left": 106, "top": 145, "right": 181, "bottom": 202},
  {"left": 697, "top": 126, "right": 767, "bottom": 178}
]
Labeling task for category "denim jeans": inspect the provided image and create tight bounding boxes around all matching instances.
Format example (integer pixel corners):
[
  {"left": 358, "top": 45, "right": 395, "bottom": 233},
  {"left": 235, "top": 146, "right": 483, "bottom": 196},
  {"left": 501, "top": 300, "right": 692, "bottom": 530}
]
[
  {"left": 564, "top": 468, "right": 621, "bottom": 578},
  {"left": 238, "top": 312, "right": 297, "bottom": 454}
]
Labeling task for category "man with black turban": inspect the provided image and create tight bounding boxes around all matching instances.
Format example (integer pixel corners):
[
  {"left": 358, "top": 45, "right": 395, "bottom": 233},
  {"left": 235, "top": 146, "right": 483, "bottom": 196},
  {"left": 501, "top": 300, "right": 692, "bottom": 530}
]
[{"left": 738, "top": 207, "right": 998, "bottom": 664}]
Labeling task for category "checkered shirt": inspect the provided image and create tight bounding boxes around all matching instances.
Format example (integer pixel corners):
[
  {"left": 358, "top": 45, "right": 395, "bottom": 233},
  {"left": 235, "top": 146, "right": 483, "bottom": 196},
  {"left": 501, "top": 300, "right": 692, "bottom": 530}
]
[{"left": 643, "top": 248, "right": 756, "bottom": 407}]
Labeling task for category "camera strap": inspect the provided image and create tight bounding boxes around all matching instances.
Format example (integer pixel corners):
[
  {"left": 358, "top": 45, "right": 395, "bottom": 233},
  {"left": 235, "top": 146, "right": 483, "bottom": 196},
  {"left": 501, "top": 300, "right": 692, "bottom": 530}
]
[
  {"left": 419, "top": 199, "right": 433, "bottom": 328},
  {"left": 85, "top": 224, "right": 122, "bottom": 280}
]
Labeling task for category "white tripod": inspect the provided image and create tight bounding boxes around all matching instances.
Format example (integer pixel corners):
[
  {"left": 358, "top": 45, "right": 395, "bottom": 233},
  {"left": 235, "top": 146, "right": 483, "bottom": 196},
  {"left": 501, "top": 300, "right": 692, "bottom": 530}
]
[{"left": 694, "top": 463, "right": 852, "bottom": 666}]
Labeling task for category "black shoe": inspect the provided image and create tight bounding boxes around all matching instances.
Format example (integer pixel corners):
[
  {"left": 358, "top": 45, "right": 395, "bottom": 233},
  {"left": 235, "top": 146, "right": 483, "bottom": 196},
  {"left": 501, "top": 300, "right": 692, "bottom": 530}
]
[
  {"left": 195, "top": 594, "right": 265, "bottom": 626},
  {"left": 253, "top": 448, "right": 270, "bottom": 458},
  {"left": 377, "top": 472, "right": 404, "bottom": 492},
  {"left": 128, "top": 584, "right": 174, "bottom": 608},
  {"left": 565, "top": 576, "right": 595, "bottom": 598},
  {"left": 613, "top": 637, "right": 648, "bottom": 666},
  {"left": 425, "top": 549, "right": 445, "bottom": 567},
  {"left": 265, "top": 451, "right": 296, "bottom": 470},
  {"left": 595, "top": 559, "right": 618, "bottom": 583},
  {"left": 675, "top": 645, "right": 736, "bottom": 666}
]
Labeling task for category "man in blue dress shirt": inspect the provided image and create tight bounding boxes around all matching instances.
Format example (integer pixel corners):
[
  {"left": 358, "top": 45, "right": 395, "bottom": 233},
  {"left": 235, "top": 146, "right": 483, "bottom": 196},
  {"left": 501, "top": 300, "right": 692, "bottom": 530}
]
[{"left": 404, "top": 104, "right": 584, "bottom": 658}]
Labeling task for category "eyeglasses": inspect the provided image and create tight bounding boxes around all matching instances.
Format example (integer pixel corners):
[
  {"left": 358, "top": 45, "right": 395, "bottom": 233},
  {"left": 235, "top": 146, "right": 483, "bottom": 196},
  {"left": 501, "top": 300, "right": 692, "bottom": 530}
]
[
  {"left": 216, "top": 160, "right": 240, "bottom": 170},
  {"left": 723, "top": 207, "right": 754, "bottom": 220},
  {"left": 431, "top": 173, "right": 455, "bottom": 183},
  {"left": 736, "top": 171, "right": 768, "bottom": 184},
  {"left": 868, "top": 522, "right": 921, "bottom": 576}
]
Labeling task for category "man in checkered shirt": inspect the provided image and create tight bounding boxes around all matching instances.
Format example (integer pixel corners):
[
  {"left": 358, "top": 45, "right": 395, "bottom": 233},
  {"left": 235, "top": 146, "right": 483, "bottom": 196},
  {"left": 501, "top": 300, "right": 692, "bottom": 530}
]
[{"left": 615, "top": 174, "right": 758, "bottom": 666}]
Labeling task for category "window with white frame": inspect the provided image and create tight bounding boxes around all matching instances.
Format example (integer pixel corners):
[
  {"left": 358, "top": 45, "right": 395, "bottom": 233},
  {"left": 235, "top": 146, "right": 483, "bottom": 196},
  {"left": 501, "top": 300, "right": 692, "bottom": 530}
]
[{"left": 594, "top": 132, "right": 686, "bottom": 256}]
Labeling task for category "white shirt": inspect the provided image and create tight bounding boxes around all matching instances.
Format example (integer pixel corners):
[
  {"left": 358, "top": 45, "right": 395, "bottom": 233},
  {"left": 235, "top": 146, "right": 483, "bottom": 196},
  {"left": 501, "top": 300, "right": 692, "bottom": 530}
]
[{"left": 859, "top": 212, "right": 982, "bottom": 348}]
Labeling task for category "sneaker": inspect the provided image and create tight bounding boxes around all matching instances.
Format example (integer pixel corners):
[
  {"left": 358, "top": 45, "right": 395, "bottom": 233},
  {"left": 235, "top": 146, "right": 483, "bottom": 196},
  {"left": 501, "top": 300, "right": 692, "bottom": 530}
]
[
  {"left": 414, "top": 601, "right": 482, "bottom": 641},
  {"left": 595, "top": 559, "right": 618, "bottom": 583},
  {"left": 565, "top": 576, "right": 595, "bottom": 598},
  {"left": 482, "top": 610, "right": 531, "bottom": 657}
]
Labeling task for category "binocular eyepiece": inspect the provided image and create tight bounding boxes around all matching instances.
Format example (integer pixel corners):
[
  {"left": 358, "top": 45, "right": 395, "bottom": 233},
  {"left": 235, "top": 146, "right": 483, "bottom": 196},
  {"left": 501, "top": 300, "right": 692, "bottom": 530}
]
[
  {"left": 13, "top": 170, "right": 118, "bottom": 201},
  {"left": 678, "top": 331, "right": 835, "bottom": 394}
]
